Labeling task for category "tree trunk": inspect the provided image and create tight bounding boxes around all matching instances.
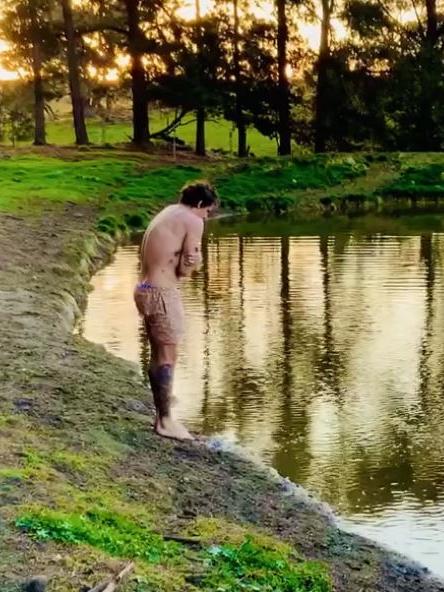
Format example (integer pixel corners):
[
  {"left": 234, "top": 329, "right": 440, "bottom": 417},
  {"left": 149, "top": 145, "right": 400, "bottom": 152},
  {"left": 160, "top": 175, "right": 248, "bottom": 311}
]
[
  {"left": 31, "top": 41, "right": 46, "bottom": 145},
  {"left": 418, "top": 0, "right": 439, "bottom": 149},
  {"left": 125, "top": 0, "right": 150, "bottom": 145},
  {"left": 314, "top": 0, "right": 332, "bottom": 153},
  {"left": 425, "top": 0, "right": 438, "bottom": 44},
  {"left": 276, "top": 0, "right": 291, "bottom": 156},
  {"left": 195, "top": 0, "right": 206, "bottom": 156},
  {"left": 61, "top": 0, "right": 89, "bottom": 145},
  {"left": 233, "top": 0, "right": 247, "bottom": 157},
  {"left": 195, "top": 106, "right": 206, "bottom": 156},
  {"left": 237, "top": 122, "right": 247, "bottom": 157}
]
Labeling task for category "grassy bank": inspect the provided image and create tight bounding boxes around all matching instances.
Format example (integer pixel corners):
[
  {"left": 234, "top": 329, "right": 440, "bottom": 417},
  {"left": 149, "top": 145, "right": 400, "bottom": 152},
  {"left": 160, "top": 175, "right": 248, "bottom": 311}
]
[
  {"left": 1, "top": 147, "right": 444, "bottom": 591},
  {"left": 3, "top": 150, "right": 444, "bottom": 227}
]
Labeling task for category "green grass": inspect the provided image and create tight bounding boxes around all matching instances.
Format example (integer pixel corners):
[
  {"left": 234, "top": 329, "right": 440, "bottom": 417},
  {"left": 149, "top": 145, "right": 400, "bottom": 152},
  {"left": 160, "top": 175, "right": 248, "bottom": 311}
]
[
  {"left": 203, "top": 539, "right": 330, "bottom": 592},
  {"left": 0, "top": 155, "right": 134, "bottom": 213},
  {"left": 382, "top": 163, "right": 444, "bottom": 198},
  {"left": 16, "top": 509, "right": 182, "bottom": 564},
  {"left": 0, "top": 152, "right": 372, "bottom": 221},
  {"left": 16, "top": 509, "right": 331, "bottom": 592},
  {"left": 6, "top": 150, "right": 444, "bottom": 225},
  {"left": 0, "top": 155, "right": 204, "bottom": 232},
  {"left": 46, "top": 119, "right": 133, "bottom": 146},
  {"left": 113, "top": 164, "right": 203, "bottom": 202},
  {"left": 36, "top": 112, "right": 278, "bottom": 157},
  {"left": 215, "top": 156, "right": 368, "bottom": 212}
]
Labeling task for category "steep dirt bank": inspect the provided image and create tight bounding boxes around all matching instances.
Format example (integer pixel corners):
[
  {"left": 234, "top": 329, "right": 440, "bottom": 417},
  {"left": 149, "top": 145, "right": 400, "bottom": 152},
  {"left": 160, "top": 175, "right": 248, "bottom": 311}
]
[{"left": 1, "top": 205, "right": 444, "bottom": 592}]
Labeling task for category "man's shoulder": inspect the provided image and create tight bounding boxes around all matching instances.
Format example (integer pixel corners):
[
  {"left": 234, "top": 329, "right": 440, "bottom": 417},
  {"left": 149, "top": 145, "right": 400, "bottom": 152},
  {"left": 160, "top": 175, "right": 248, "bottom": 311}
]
[
  {"left": 183, "top": 211, "right": 204, "bottom": 231},
  {"left": 152, "top": 204, "right": 202, "bottom": 232},
  {"left": 149, "top": 205, "right": 179, "bottom": 226},
  {"left": 158, "top": 204, "right": 178, "bottom": 218}
]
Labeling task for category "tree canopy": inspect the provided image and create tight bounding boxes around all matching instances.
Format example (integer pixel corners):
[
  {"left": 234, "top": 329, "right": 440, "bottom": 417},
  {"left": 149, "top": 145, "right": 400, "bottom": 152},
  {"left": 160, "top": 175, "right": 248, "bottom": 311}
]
[{"left": 0, "top": 0, "right": 443, "bottom": 153}]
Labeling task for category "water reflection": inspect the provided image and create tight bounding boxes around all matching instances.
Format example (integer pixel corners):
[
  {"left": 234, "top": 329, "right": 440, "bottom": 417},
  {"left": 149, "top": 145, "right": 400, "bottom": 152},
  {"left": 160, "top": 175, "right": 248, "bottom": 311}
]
[{"left": 81, "top": 215, "right": 444, "bottom": 576}]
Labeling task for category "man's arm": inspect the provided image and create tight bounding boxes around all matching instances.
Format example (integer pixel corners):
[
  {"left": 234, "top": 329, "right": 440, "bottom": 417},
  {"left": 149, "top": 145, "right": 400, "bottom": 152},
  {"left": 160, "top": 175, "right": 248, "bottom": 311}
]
[
  {"left": 176, "top": 217, "right": 204, "bottom": 278},
  {"left": 139, "top": 228, "right": 149, "bottom": 277}
]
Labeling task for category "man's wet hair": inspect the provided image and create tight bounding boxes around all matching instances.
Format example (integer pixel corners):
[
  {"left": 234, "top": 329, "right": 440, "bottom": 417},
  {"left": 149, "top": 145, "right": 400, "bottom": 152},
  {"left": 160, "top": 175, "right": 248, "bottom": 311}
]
[{"left": 179, "top": 181, "right": 218, "bottom": 208}]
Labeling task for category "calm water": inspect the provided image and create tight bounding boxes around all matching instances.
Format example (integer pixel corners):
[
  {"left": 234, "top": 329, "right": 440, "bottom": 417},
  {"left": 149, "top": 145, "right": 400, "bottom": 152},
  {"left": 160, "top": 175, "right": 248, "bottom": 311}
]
[{"left": 80, "top": 214, "right": 444, "bottom": 576}]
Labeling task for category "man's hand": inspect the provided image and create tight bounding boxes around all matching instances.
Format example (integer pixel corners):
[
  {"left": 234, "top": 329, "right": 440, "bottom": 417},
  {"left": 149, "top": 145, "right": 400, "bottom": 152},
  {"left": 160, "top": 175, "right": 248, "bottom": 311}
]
[
  {"left": 177, "top": 251, "right": 202, "bottom": 277},
  {"left": 183, "top": 253, "right": 198, "bottom": 266}
]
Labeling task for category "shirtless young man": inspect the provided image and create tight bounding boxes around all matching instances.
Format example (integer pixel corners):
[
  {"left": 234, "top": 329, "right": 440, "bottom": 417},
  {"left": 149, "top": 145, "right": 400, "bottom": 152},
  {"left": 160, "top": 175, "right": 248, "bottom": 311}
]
[{"left": 134, "top": 181, "right": 218, "bottom": 441}]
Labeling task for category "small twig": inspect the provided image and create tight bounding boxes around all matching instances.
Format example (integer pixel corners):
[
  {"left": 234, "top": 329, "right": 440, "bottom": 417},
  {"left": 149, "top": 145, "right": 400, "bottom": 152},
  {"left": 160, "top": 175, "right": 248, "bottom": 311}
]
[
  {"left": 103, "top": 563, "right": 135, "bottom": 592},
  {"left": 87, "top": 563, "right": 135, "bottom": 592}
]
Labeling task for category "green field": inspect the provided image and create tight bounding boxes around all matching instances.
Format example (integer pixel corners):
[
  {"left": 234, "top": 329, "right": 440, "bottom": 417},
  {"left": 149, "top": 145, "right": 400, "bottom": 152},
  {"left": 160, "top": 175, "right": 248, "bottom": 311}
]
[{"left": 38, "top": 112, "right": 279, "bottom": 157}]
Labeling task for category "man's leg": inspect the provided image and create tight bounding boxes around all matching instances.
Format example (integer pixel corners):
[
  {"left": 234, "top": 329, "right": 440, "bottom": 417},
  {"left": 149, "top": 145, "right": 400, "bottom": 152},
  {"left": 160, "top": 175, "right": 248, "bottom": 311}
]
[{"left": 148, "top": 341, "right": 194, "bottom": 441}]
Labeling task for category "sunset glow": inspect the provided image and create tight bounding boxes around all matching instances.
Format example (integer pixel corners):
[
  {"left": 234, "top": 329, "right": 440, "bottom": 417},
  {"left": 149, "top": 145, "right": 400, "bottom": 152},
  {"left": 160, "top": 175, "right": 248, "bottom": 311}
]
[
  {"left": 178, "top": 0, "right": 324, "bottom": 49},
  {"left": 0, "top": 40, "right": 18, "bottom": 81},
  {"left": 0, "top": 3, "right": 421, "bottom": 83}
]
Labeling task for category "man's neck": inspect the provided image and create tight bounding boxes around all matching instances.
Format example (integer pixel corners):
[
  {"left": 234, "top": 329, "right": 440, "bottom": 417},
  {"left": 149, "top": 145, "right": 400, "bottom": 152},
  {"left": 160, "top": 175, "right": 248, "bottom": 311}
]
[{"left": 179, "top": 203, "right": 201, "bottom": 218}]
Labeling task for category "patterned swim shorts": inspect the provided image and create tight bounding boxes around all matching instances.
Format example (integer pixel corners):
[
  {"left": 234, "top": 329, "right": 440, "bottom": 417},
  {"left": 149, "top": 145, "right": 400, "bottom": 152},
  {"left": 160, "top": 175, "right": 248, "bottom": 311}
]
[{"left": 134, "top": 282, "right": 185, "bottom": 345}]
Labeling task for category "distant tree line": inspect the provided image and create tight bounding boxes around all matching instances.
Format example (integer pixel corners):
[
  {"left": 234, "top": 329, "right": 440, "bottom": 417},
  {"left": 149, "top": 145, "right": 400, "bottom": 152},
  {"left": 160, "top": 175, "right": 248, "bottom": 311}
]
[{"left": 0, "top": 0, "right": 443, "bottom": 154}]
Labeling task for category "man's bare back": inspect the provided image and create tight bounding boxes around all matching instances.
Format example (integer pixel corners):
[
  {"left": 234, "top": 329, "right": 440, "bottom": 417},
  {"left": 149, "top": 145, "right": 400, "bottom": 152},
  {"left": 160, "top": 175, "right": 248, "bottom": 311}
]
[
  {"left": 140, "top": 204, "right": 203, "bottom": 287},
  {"left": 134, "top": 181, "right": 217, "bottom": 441}
]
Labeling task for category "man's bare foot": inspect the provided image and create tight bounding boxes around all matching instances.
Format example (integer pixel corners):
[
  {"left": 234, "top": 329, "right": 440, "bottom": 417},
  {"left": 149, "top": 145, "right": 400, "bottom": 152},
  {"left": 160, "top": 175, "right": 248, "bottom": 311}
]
[
  {"left": 190, "top": 431, "right": 207, "bottom": 442},
  {"left": 154, "top": 416, "right": 194, "bottom": 441}
]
